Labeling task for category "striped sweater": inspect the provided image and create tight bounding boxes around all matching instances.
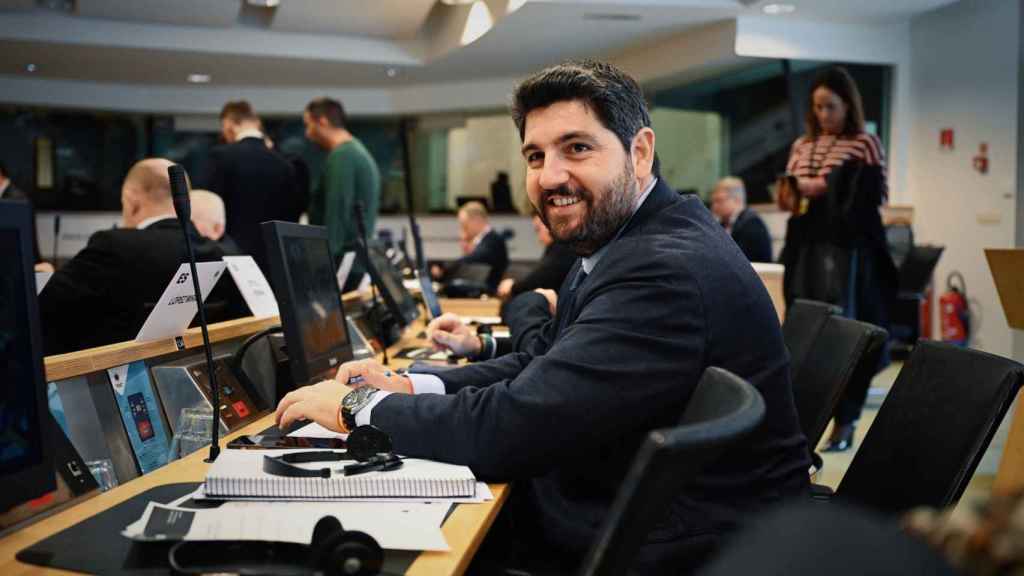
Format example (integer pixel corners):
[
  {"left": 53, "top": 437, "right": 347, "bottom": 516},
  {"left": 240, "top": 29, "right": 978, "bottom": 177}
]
[{"left": 786, "top": 132, "right": 888, "bottom": 197}]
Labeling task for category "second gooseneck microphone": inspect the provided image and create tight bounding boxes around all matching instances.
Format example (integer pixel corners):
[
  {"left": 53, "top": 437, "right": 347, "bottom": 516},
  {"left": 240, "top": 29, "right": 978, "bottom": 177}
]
[{"left": 167, "top": 164, "right": 221, "bottom": 463}]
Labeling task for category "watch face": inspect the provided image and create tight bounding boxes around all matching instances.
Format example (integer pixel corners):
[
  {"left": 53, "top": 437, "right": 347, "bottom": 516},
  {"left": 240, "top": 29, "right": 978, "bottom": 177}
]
[{"left": 343, "top": 386, "right": 377, "bottom": 412}]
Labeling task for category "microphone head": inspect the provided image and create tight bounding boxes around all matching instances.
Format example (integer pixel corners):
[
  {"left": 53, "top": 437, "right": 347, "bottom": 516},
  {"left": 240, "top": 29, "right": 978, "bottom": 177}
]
[{"left": 167, "top": 164, "right": 192, "bottom": 222}]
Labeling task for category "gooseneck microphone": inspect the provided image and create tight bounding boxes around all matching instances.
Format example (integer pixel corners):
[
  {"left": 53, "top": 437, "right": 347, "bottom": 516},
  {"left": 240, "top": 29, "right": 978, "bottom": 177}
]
[
  {"left": 168, "top": 164, "right": 221, "bottom": 463},
  {"left": 353, "top": 201, "right": 389, "bottom": 365}
]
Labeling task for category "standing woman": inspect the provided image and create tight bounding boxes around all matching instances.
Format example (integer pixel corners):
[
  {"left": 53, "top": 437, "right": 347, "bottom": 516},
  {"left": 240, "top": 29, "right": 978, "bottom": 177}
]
[{"left": 779, "top": 66, "right": 897, "bottom": 452}]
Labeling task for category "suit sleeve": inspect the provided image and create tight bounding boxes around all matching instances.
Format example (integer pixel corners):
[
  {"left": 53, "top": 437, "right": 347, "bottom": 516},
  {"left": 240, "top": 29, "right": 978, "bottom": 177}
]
[
  {"left": 370, "top": 248, "right": 707, "bottom": 479},
  {"left": 37, "top": 232, "right": 118, "bottom": 354}
]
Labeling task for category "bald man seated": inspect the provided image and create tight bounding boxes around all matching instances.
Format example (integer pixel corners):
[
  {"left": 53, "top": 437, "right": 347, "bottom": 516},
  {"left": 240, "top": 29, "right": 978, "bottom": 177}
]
[
  {"left": 190, "top": 189, "right": 242, "bottom": 254},
  {"left": 38, "top": 158, "right": 244, "bottom": 355}
]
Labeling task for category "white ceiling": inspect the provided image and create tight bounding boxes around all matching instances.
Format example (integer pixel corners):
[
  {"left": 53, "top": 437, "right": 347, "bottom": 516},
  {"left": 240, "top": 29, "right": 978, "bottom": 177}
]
[{"left": 0, "top": 0, "right": 960, "bottom": 90}]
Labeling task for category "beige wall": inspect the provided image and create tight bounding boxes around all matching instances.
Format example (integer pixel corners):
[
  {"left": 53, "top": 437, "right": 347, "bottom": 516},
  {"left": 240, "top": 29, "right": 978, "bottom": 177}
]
[{"left": 446, "top": 114, "right": 527, "bottom": 213}]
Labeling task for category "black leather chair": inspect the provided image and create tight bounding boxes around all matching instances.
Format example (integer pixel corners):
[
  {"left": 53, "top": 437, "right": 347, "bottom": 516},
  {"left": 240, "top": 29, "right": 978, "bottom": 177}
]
[
  {"left": 782, "top": 299, "right": 841, "bottom": 387},
  {"left": 792, "top": 315, "right": 888, "bottom": 451},
  {"left": 699, "top": 501, "right": 959, "bottom": 576},
  {"left": 578, "top": 367, "right": 766, "bottom": 576},
  {"left": 829, "top": 340, "right": 1024, "bottom": 513}
]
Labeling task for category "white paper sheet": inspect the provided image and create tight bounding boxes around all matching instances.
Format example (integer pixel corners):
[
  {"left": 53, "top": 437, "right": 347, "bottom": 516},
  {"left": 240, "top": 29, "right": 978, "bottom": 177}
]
[
  {"left": 35, "top": 271, "right": 53, "bottom": 294},
  {"left": 124, "top": 500, "right": 450, "bottom": 551},
  {"left": 336, "top": 251, "right": 356, "bottom": 291}
]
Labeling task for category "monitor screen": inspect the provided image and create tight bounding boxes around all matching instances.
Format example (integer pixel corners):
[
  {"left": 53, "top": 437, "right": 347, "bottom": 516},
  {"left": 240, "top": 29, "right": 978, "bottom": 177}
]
[
  {"left": 263, "top": 222, "right": 353, "bottom": 386},
  {"left": 365, "top": 243, "right": 419, "bottom": 328},
  {"left": 418, "top": 271, "right": 442, "bottom": 320},
  {"left": 0, "top": 200, "right": 55, "bottom": 511}
]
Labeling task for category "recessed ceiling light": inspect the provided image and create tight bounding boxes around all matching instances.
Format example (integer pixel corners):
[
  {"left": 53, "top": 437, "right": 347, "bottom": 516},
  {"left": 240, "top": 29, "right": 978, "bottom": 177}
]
[
  {"left": 386, "top": 68, "right": 397, "bottom": 78},
  {"left": 246, "top": 0, "right": 280, "bottom": 7},
  {"left": 25, "top": 63, "right": 37, "bottom": 73},
  {"left": 460, "top": 1, "right": 493, "bottom": 46},
  {"left": 762, "top": 3, "right": 796, "bottom": 15},
  {"left": 187, "top": 73, "right": 212, "bottom": 84},
  {"left": 440, "top": 0, "right": 475, "bottom": 5},
  {"left": 507, "top": 0, "right": 528, "bottom": 13}
]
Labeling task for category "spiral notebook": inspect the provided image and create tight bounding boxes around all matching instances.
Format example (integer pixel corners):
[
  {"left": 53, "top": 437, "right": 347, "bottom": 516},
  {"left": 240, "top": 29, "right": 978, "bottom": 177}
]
[{"left": 204, "top": 449, "right": 477, "bottom": 500}]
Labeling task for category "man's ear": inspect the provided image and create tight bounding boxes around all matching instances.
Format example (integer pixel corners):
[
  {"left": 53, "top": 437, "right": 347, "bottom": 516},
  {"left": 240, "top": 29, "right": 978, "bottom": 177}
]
[{"left": 630, "top": 127, "right": 656, "bottom": 180}]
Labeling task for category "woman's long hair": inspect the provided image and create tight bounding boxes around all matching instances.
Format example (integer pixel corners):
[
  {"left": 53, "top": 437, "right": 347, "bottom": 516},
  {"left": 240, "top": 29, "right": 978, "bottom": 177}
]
[{"left": 805, "top": 66, "right": 865, "bottom": 139}]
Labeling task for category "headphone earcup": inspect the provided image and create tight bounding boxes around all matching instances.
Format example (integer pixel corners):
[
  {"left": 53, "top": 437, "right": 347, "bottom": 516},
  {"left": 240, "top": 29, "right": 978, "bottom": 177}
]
[{"left": 320, "top": 531, "right": 383, "bottom": 576}]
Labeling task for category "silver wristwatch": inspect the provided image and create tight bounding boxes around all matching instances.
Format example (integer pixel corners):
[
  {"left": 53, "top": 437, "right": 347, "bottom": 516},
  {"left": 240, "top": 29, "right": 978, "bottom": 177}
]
[{"left": 340, "top": 386, "right": 379, "bottom": 431}]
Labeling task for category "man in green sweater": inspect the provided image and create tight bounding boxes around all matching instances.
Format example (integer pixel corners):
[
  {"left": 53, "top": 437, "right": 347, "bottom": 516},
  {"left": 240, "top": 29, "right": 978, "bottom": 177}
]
[{"left": 303, "top": 97, "right": 381, "bottom": 292}]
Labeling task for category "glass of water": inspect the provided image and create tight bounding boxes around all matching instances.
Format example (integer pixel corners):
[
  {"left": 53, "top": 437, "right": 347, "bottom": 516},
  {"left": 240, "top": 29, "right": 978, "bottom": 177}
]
[
  {"left": 169, "top": 405, "right": 214, "bottom": 461},
  {"left": 85, "top": 458, "right": 118, "bottom": 492}
]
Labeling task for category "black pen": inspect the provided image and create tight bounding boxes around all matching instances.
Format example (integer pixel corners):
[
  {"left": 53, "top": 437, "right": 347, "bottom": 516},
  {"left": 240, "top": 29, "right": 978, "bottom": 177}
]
[{"left": 343, "top": 456, "right": 403, "bottom": 476}]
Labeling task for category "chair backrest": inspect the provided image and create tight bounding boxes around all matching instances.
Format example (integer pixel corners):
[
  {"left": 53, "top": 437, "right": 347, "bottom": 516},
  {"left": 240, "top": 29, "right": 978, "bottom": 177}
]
[
  {"left": 885, "top": 223, "right": 914, "bottom": 269},
  {"left": 836, "top": 340, "right": 1024, "bottom": 513},
  {"left": 782, "top": 299, "right": 841, "bottom": 384},
  {"left": 578, "top": 367, "right": 766, "bottom": 576},
  {"left": 792, "top": 316, "right": 888, "bottom": 448}
]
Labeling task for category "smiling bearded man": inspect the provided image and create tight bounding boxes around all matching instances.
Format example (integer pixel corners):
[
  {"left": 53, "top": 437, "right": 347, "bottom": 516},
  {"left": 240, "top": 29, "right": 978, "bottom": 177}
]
[{"left": 274, "top": 60, "right": 811, "bottom": 575}]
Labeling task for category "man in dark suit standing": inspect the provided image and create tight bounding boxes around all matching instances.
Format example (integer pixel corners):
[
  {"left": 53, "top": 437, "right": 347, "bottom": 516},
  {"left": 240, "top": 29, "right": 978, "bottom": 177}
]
[
  {"left": 38, "top": 159, "right": 243, "bottom": 355},
  {"left": 275, "top": 61, "right": 810, "bottom": 574},
  {"left": 431, "top": 201, "right": 509, "bottom": 294},
  {"left": 200, "top": 100, "right": 296, "bottom": 271},
  {"left": 710, "top": 176, "right": 773, "bottom": 263}
]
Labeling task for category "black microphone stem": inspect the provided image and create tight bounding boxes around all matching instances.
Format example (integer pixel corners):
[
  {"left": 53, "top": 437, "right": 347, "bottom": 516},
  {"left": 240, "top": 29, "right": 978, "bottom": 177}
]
[
  {"left": 167, "top": 164, "right": 221, "bottom": 462},
  {"left": 184, "top": 229, "right": 221, "bottom": 462}
]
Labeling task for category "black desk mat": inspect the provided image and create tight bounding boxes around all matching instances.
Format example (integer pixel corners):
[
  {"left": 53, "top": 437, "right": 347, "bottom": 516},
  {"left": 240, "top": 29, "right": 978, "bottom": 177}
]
[{"left": 17, "top": 482, "right": 419, "bottom": 575}]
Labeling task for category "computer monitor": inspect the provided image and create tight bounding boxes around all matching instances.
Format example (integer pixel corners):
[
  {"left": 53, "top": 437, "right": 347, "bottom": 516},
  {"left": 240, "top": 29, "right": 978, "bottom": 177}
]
[
  {"left": 0, "top": 200, "right": 55, "bottom": 511},
  {"left": 262, "top": 221, "right": 353, "bottom": 386},
  {"left": 418, "top": 270, "right": 442, "bottom": 320},
  {"left": 364, "top": 241, "right": 420, "bottom": 328}
]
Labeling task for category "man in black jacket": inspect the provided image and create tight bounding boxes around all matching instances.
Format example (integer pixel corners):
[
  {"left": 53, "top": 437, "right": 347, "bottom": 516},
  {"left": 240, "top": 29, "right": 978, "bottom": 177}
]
[
  {"left": 497, "top": 213, "right": 576, "bottom": 302},
  {"left": 200, "top": 100, "right": 297, "bottom": 271},
  {"left": 710, "top": 176, "right": 773, "bottom": 263},
  {"left": 432, "top": 201, "right": 509, "bottom": 293},
  {"left": 275, "top": 61, "right": 810, "bottom": 573},
  {"left": 38, "top": 158, "right": 243, "bottom": 355}
]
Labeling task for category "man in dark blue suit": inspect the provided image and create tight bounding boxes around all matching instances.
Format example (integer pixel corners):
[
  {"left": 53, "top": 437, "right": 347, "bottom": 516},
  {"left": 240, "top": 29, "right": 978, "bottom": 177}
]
[
  {"left": 276, "top": 61, "right": 810, "bottom": 573},
  {"left": 710, "top": 176, "right": 773, "bottom": 263}
]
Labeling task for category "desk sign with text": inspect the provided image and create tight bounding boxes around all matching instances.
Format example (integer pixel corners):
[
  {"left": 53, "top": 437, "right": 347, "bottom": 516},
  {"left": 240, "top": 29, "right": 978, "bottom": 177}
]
[
  {"left": 135, "top": 262, "right": 226, "bottom": 342},
  {"left": 223, "top": 255, "right": 279, "bottom": 318}
]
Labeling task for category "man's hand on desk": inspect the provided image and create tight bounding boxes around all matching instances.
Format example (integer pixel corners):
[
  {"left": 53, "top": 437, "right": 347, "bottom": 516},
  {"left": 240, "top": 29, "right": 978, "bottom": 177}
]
[
  {"left": 496, "top": 278, "right": 515, "bottom": 300},
  {"left": 274, "top": 360, "right": 413, "bottom": 431},
  {"left": 427, "top": 313, "right": 482, "bottom": 357}
]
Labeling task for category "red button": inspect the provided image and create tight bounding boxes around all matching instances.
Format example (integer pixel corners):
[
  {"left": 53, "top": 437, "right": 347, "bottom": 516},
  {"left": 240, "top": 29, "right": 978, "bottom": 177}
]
[{"left": 232, "top": 401, "right": 250, "bottom": 418}]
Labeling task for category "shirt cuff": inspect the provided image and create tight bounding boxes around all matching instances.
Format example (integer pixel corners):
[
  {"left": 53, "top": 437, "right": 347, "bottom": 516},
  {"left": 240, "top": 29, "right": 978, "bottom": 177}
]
[
  {"left": 407, "top": 373, "right": 446, "bottom": 395},
  {"left": 355, "top": 390, "right": 391, "bottom": 427},
  {"left": 354, "top": 374, "right": 446, "bottom": 427}
]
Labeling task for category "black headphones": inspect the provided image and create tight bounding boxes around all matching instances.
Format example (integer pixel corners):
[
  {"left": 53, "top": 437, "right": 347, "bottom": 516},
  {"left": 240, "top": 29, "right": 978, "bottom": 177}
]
[{"left": 169, "top": 515, "right": 384, "bottom": 576}]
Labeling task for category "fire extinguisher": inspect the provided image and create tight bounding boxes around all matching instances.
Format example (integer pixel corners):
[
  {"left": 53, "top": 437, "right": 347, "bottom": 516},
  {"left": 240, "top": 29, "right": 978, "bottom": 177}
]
[{"left": 939, "top": 272, "right": 969, "bottom": 347}]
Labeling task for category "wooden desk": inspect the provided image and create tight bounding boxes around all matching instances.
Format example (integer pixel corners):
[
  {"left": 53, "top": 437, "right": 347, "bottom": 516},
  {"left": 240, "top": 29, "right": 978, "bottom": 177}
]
[{"left": 2, "top": 300, "right": 509, "bottom": 576}]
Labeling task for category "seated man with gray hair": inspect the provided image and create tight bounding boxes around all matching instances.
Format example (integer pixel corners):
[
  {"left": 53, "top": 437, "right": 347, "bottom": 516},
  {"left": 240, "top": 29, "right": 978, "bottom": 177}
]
[{"left": 710, "top": 176, "right": 772, "bottom": 263}]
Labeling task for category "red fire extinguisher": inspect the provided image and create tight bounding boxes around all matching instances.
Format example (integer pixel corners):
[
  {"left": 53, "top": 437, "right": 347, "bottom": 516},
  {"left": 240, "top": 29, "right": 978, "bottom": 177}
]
[{"left": 939, "top": 272, "right": 969, "bottom": 347}]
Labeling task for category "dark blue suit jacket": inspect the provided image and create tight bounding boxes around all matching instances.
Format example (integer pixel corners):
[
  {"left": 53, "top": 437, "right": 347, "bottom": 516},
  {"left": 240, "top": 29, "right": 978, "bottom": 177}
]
[
  {"left": 731, "top": 208, "right": 773, "bottom": 263},
  {"left": 377, "top": 179, "right": 809, "bottom": 566}
]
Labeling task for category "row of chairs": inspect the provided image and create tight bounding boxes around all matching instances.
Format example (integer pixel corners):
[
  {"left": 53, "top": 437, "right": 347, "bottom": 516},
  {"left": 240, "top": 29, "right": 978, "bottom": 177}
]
[{"left": 572, "top": 300, "right": 1023, "bottom": 575}]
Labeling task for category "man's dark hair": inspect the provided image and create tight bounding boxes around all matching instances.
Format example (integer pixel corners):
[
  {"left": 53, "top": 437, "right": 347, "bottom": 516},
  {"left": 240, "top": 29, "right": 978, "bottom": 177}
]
[
  {"left": 512, "top": 60, "right": 659, "bottom": 176},
  {"left": 305, "top": 97, "right": 348, "bottom": 129},
  {"left": 219, "top": 100, "right": 257, "bottom": 123}
]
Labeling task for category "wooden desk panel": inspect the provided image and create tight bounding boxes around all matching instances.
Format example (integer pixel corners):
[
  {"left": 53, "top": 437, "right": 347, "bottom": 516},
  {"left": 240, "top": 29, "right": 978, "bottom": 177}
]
[{"left": 5, "top": 298, "right": 508, "bottom": 576}]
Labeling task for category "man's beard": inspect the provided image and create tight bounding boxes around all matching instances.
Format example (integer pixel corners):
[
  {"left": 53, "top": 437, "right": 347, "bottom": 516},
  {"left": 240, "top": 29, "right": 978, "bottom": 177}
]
[{"left": 538, "top": 161, "right": 637, "bottom": 257}]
